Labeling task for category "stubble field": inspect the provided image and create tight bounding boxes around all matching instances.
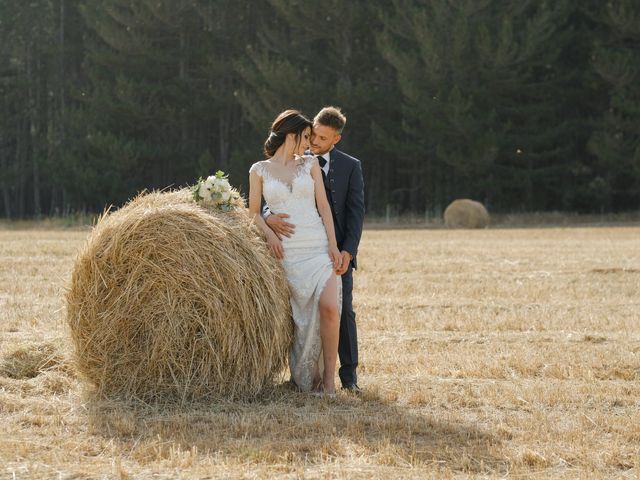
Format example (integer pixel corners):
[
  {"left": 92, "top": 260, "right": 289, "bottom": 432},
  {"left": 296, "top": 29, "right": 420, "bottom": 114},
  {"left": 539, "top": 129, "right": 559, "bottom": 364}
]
[{"left": 0, "top": 225, "right": 638, "bottom": 479}]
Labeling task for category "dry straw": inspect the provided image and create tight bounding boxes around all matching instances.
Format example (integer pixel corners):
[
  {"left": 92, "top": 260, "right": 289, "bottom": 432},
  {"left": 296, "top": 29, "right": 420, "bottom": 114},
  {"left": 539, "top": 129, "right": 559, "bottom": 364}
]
[
  {"left": 65, "top": 190, "right": 292, "bottom": 402},
  {"left": 0, "top": 340, "right": 68, "bottom": 379},
  {"left": 444, "top": 199, "right": 490, "bottom": 229}
]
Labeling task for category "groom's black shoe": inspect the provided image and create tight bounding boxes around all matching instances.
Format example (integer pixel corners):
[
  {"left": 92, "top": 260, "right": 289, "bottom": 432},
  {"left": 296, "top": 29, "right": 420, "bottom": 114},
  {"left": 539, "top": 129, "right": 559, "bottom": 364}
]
[{"left": 342, "top": 384, "right": 362, "bottom": 395}]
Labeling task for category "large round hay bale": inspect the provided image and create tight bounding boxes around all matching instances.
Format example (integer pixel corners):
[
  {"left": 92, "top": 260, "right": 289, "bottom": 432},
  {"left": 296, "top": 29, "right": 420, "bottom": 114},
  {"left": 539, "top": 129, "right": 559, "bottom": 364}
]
[
  {"left": 443, "top": 199, "right": 490, "bottom": 229},
  {"left": 66, "top": 190, "right": 292, "bottom": 401}
]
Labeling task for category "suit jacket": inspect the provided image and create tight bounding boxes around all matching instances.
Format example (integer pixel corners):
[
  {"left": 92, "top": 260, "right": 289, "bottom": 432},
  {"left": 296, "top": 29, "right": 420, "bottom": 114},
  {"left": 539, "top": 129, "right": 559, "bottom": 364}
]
[{"left": 322, "top": 148, "right": 365, "bottom": 269}]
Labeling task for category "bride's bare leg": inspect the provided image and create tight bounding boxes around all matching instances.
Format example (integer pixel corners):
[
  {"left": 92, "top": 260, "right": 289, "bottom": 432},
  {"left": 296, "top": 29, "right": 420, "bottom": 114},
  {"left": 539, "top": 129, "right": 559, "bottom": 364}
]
[{"left": 318, "top": 274, "right": 339, "bottom": 394}]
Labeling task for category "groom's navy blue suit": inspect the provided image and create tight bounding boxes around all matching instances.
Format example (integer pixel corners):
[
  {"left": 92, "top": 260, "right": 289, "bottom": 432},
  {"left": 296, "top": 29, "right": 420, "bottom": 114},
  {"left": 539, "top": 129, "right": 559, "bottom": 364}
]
[{"left": 321, "top": 147, "right": 365, "bottom": 387}]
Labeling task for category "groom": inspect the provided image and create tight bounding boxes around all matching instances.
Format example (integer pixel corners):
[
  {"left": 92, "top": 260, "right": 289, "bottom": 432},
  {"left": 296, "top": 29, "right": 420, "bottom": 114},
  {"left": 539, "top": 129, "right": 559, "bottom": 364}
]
[{"left": 266, "top": 106, "right": 365, "bottom": 392}]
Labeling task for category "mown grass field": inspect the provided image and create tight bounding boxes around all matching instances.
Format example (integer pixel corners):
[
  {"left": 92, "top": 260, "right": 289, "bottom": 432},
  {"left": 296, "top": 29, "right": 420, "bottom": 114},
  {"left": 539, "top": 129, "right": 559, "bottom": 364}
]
[{"left": 1, "top": 225, "right": 638, "bottom": 479}]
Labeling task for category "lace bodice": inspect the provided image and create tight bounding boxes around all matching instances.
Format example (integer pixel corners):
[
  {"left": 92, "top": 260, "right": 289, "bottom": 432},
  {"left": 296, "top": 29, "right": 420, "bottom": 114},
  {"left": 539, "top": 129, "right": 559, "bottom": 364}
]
[{"left": 250, "top": 155, "right": 319, "bottom": 222}]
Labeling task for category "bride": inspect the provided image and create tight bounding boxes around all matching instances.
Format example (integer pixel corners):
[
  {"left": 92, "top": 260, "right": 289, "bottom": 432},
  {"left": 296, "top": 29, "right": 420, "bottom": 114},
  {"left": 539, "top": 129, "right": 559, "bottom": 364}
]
[{"left": 248, "top": 109, "right": 341, "bottom": 396}]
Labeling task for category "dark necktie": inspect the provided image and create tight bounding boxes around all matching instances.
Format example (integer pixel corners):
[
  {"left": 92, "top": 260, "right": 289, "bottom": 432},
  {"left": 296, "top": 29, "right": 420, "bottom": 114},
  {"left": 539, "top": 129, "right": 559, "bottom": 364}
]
[{"left": 317, "top": 156, "right": 327, "bottom": 182}]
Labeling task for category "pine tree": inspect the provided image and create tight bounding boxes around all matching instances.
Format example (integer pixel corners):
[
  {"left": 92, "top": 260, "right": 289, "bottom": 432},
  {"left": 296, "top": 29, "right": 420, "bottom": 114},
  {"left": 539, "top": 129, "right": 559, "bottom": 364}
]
[
  {"left": 69, "top": 0, "right": 264, "bottom": 209},
  {"left": 70, "top": 1, "right": 200, "bottom": 208},
  {"left": 587, "top": 1, "right": 640, "bottom": 211},
  {"left": 378, "top": 0, "right": 576, "bottom": 212},
  {"left": 0, "top": 0, "right": 72, "bottom": 218},
  {"left": 190, "top": 0, "right": 267, "bottom": 185}
]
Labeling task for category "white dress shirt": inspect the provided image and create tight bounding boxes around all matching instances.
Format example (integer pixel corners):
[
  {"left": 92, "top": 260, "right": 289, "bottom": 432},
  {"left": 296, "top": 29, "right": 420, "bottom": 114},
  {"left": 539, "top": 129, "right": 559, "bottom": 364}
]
[{"left": 318, "top": 152, "right": 330, "bottom": 176}]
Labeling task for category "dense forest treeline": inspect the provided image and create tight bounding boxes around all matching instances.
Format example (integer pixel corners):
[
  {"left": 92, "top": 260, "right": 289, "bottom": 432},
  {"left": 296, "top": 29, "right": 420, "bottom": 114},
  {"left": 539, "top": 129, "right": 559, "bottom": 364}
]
[{"left": 0, "top": 0, "right": 639, "bottom": 218}]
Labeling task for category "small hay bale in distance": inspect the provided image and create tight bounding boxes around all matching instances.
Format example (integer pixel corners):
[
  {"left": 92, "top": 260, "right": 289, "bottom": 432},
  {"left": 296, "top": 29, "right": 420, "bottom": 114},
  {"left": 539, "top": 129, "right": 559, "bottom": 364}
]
[
  {"left": 65, "top": 190, "right": 292, "bottom": 401},
  {"left": 443, "top": 199, "right": 490, "bottom": 229}
]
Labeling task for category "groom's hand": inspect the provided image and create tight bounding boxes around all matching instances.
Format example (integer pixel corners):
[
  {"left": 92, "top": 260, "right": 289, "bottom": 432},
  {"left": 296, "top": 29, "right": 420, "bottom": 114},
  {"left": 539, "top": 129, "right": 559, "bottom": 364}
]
[
  {"left": 266, "top": 213, "right": 295, "bottom": 239},
  {"left": 336, "top": 251, "right": 352, "bottom": 275}
]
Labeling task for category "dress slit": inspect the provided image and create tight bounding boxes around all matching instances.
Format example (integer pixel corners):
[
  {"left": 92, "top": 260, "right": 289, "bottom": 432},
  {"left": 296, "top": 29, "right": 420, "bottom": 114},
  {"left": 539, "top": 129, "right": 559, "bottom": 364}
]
[{"left": 310, "top": 269, "right": 342, "bottom": 386}]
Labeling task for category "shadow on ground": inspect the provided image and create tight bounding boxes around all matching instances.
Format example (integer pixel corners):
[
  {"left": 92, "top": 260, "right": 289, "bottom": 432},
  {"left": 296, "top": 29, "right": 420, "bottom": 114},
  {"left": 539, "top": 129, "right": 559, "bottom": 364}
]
[{"left": 85, "top": 383, "right": 507, "bottom": 475}]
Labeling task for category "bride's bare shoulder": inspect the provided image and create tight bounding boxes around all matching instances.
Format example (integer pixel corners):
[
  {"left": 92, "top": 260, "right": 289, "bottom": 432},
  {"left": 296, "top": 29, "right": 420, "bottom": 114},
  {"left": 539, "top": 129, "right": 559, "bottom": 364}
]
[{"left": 249, "top": 160, "right": 269, "bottom": 176}]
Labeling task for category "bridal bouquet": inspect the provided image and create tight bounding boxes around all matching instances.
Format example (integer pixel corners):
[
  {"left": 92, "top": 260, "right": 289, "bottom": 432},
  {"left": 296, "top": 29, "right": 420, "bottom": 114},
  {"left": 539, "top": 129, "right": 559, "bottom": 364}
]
[{"left": 192, "top": 170, "right": 244, "bottom": 211}]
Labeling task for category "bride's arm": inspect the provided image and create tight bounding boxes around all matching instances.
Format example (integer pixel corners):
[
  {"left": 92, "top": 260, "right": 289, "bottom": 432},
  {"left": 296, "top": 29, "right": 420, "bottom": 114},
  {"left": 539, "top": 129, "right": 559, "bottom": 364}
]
[
  {"left": 310, "top": 161, "right": 341, "bottom": 270},
  {"left": 249, "top": 169, "right": 284, "bottom": 259}
]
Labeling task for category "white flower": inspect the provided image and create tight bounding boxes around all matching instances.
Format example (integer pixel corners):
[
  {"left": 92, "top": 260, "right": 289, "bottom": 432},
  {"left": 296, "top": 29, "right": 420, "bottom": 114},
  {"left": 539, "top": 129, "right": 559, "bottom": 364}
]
[
  {"left": 212, "top": 177, "right": 230, "bottom": 190},
  {"left": 204, "top": 177, "right": 216, "bottom": 190},
  {"left": 221, "top": 191, "right": 231, "bottom": 201},
  {"left": 198, "top": 182, "right": 211, "bottom": 199}
]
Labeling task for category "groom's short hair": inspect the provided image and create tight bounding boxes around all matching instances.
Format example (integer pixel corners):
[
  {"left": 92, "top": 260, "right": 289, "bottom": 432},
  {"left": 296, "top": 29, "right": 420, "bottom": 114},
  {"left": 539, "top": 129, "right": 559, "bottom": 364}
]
[{"left": 314, "top": 106, "right": 346, "bottom": 133}]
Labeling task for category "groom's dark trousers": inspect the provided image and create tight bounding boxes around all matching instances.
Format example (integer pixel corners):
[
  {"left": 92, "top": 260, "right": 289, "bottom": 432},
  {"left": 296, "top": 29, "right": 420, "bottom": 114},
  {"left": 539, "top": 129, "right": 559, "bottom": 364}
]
[
  {"left": 338, "top": 264, "right": 358, "bottom": 386},
  {"left": 323, "top": 148, "right": 365, "bottom": 388}
]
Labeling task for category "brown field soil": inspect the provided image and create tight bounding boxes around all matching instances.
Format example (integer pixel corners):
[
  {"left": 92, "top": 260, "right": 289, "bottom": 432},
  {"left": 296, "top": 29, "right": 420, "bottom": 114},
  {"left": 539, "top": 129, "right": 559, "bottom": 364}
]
[{"left": 1, "top": 226, "right": 639, "bottom": 479}]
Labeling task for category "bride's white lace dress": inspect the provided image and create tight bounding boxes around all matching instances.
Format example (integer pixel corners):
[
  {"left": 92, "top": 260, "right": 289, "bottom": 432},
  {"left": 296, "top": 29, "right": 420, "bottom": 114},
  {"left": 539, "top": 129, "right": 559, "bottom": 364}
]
[{"left": 250, "top": 155, "right": 341, "bottom": 391}]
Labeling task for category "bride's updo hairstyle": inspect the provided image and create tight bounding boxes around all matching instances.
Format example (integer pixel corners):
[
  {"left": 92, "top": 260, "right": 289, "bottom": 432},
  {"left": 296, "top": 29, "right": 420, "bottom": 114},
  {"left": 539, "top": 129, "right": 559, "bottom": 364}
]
[{"left": 263, "top": 109, "right": 312, "bottom": 158}]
